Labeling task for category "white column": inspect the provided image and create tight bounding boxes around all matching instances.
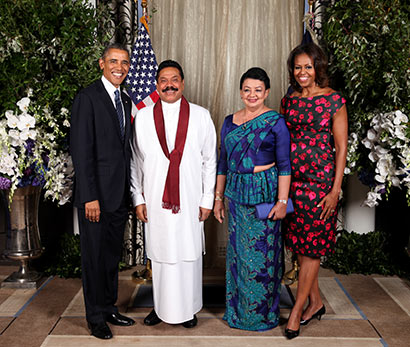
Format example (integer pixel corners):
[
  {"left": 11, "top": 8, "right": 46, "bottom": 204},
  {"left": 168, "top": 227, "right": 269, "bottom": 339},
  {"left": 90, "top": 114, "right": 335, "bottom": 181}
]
[
  {"left": 344, "top": 174, "right": 375, "bottom": 234},
  {"left": 86, "top": 0, "right": 96, "bottom": 7},
  {"left": 73, "top": 207, "right": 80, "bottom": 235}
]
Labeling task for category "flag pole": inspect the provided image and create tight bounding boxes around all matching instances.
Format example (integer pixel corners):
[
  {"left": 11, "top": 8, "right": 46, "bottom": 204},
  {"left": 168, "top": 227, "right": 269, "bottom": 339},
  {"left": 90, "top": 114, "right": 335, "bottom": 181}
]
[
  {"left": 132, "top": 0, "right": 153, "bottom": 285},
  {"left": 141, "top": 0, "right": 148, "bottom": 16}
]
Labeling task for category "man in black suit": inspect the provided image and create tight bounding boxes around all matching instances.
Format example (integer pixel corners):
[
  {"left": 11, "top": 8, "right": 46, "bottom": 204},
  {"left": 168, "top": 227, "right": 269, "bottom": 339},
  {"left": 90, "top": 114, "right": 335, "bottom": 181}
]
[{"left": 70, "top": 43, "right": 135, "bottom": 339}]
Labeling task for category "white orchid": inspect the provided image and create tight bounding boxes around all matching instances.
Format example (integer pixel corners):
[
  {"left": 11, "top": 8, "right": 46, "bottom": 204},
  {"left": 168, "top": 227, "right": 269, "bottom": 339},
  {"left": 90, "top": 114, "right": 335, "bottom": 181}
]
[
  {"left": 0, "top": 152, "right": 17, "bottom": 176},
  {"left": 393, "top": 110, "right": 408, "bottom": 125},
  {"left": 61, "top": 107, "right": 69, "bottom": 116},
  {"left": 16, "top": 97, "right": 30, "bottom": 112},
  {"left": 394, "top": 126, "right": 407, "bottom": 141},
  {"left": 366, "top": 129, "right": 377, "bottom": 141},
  {"left": 6, "top": 111, "right": 19, "bottom": 128},
  {"left": 363, "top": 190, "right": 382, "bottom": 208},
  {"left": 17, "top": 114, "right": 35, "bottom": 131},
  {"left": 8, "top": 129, "right": 22, "bottom": 147},
  {"left": 360, "top": 109, "right": 410, "bottom": 207},
  {"left": 1, "top": 94, "right": 73, "bottom": 203}
]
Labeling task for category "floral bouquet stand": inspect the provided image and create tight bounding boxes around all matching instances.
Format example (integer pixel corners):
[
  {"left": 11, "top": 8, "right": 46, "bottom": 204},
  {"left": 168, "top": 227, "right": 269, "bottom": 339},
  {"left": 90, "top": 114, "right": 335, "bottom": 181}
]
[{"left": 1, "top": 94, "right": 73, "bottom": 288}]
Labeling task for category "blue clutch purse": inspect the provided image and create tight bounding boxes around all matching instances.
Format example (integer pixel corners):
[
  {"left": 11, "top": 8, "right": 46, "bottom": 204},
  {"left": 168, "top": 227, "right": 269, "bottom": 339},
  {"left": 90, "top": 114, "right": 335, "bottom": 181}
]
[{"left": 255, "top": 198, "right": 294, "bottom": 220}]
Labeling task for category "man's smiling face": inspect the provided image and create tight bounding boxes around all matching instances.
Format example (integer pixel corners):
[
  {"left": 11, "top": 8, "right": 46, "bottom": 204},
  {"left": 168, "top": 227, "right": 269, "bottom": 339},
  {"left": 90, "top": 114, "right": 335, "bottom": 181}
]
[{"left": 99, "top": 48, "right": 130, "bottom": 88}]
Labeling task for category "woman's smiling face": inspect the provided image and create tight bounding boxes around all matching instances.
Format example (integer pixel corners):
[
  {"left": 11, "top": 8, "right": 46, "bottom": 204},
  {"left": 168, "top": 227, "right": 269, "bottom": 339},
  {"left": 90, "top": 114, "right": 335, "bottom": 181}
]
[{"left": 293, "top": 53, "right": 316, "bottom": 89}]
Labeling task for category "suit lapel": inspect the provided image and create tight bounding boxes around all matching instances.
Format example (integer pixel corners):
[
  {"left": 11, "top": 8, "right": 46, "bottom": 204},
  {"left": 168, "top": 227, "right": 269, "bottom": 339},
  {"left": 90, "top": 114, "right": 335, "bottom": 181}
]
[
  {"left": 122, "top": 94, "right": 132, "bottom": 145},
  {"left": 96, "top": 80, "right": 123, "bottom": 141}
]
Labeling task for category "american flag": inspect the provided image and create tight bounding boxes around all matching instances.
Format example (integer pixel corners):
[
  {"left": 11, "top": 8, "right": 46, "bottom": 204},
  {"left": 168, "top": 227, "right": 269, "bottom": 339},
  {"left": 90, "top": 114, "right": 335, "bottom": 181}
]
[{"left": 126, "top": 17, "right": 159, "bottom": 118}]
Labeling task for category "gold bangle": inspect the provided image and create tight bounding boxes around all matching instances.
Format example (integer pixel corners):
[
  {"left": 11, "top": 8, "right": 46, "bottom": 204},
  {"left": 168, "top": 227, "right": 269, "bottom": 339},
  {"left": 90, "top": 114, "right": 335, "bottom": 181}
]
[{"left": 215, "top": 196, "right": 224, "bottom": 201}]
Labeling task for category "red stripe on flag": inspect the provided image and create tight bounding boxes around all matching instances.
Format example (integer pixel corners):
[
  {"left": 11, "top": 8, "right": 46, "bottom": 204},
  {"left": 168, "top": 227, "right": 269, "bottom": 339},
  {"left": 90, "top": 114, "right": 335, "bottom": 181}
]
[
  {"left": 151, "top": 91, "right": 159, "bottom": 103},
  {"left": 136, "top": 101, "right": 146, "bottom": 110}
]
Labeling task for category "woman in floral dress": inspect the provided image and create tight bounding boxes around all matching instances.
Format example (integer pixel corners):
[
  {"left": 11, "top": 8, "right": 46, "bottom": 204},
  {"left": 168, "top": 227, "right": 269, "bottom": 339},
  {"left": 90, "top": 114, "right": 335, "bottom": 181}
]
[
  {"left": 214, "top": 67, "right": 291, "bottom": 331},
  {"left": 280, "top": 43, "right": 348, "bottom": 339}
]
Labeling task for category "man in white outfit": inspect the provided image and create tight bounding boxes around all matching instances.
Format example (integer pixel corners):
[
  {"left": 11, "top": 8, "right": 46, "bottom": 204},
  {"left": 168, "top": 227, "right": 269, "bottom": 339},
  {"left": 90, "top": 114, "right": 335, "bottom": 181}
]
[{"left": 130, "top": 60, "right": 217, "bottom": 328}]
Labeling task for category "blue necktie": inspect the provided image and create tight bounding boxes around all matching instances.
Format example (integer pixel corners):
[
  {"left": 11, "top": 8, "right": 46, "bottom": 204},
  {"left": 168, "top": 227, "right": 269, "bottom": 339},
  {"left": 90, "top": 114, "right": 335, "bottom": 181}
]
[{"left": 114, "top": 90, "right": 125, "bottom": 139}]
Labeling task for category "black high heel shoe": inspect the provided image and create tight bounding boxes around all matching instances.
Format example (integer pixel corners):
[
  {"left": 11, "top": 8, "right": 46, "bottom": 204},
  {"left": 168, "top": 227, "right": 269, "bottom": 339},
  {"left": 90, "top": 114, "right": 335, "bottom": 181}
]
[
  {"left": 300, "top": 305, "right": 326, "bottom": 326},
  {"left": 285, "top": 327, "right": 300, "bottom": 339}
]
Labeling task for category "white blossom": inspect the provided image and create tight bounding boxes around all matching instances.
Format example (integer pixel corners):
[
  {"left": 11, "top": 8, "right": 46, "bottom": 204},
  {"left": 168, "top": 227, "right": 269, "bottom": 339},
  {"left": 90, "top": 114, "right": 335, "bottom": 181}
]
[
  {"left": 17, "top": 114, "right": 35, "bottom": 131},
  {"left": 60, "top": 107, "right": 69, "bottom": 116},
  {"left": 362, "top": 138, "right": 373, "bottom": 149},
  {"left": 6, "top": 112, "right": 19, "bottom": 128},
  {"left": 363, "top": 191, "right": 382, "bottom": 208},
  {"left": 16, "top": 97, "right": 30, "bottom": 112},
  {"left": 8, "top": 130, "right": 22, "bottom": 147},
  {"left": 393, "top": 110, "right": 408, "bottom": 125},
  {"left": 1, "top": 94, "right": 73, "bottom": 203},
  {"left": 366, "top": 129, "right": 377, "bottom": 141},
  {"left": 0, "top": 151, "right": 17, "bottom": 176}
]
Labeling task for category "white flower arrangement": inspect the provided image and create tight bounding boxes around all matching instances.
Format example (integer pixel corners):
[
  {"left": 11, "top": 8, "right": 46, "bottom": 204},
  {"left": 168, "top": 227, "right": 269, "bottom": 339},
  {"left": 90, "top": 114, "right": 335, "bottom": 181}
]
[
  {"left": 358, "top": 110, "right": 410, "bottom": 208},
  {"left": 344, "top": 132, "right": 360, "bottom": 175},
  {"left": 0, "top": 94, "right": 73, "bottom": 204}
]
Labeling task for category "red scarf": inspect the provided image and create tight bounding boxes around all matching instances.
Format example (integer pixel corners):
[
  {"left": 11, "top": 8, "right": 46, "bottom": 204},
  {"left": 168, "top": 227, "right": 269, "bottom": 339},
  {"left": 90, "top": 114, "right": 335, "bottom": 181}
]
[{"left": 153, "top": 96, "right": 190, "bottom": 213}]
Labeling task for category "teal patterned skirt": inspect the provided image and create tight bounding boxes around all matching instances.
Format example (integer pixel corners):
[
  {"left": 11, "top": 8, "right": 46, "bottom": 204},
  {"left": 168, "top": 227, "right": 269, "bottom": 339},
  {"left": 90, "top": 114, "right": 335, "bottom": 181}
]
[{"left": 223, "top": 199, "right": 282, "bottom": 331}]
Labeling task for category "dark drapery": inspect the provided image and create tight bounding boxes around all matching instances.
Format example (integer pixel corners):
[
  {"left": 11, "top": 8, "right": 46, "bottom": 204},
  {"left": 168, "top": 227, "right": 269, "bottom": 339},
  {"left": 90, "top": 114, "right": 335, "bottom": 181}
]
[
  {"left": 97, "top": 0, "right": 140, "bottom": 51},
  {"left": 97, "top": 0, "right": 144, "bottom": 266}
]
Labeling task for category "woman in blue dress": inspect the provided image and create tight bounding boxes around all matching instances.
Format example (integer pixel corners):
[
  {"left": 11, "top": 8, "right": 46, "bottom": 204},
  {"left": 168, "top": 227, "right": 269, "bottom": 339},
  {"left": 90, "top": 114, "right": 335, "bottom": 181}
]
[{"left": 214, "top": 67, "right": 291, "bottom": 331}]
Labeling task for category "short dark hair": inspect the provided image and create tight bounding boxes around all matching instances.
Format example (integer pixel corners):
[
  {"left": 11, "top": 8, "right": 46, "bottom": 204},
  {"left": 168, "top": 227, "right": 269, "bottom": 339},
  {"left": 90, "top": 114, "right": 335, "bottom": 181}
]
[
  {"left": 239, "top": 67, "right": 270, "bottom": 90},
  {"left": 287, "top": 43, "right": 328, "bottom": 92},
  {"left": 156, "top": 60, "right": 184, "bottom": 81},
  {"left": 101, "top": 43, "right": 130, "bottom": 59}
]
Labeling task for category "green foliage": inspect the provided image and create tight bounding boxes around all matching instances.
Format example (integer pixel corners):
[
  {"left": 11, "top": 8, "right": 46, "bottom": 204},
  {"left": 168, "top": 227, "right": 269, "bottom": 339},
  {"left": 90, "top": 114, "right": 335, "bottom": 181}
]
[
  {"left": 323, "top": 230, "right": 408, "bottom": 277},
  {"left": 324, "top": 0, "right": 410, "bottom": 123},
  {"left": 323, "top": 0, "right": 410, "bottom": 204},
  {"left": 44, "top": 233, "right": 82, "bottom": 278},
  {"left": 0, "top": 0, "right": 113, "bottom": 149},
  {"left": 41, "top": 233, "right": 131, "bottom": 278}
]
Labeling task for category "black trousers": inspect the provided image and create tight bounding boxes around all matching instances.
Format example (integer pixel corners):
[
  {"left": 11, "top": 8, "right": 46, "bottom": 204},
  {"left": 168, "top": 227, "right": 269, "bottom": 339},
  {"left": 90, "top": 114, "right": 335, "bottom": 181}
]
[{"left": 78, "top": 198, "right": 128, "bottom": 324}]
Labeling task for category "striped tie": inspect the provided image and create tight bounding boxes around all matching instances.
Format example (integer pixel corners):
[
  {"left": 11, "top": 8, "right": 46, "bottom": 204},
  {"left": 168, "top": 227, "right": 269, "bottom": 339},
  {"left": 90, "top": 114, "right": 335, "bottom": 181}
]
[{"left": 114, "top": 90, "right": 125, "bottom": 139}]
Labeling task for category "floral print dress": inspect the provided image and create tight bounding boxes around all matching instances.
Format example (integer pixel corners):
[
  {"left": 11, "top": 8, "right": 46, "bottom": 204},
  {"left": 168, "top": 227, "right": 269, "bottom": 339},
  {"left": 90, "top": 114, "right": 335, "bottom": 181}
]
[{"left": 281, "top": 92, "right": 346, "bottom": 257}]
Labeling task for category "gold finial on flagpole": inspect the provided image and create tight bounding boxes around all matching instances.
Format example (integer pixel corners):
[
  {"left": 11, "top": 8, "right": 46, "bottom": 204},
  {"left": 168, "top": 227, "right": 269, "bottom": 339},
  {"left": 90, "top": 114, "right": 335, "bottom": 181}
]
[
  {"left": 304, "top": 0, "right": 319, "bottom": 45},
  {"left": 141, "top": 0, "right": 148, "bottom": 17}
]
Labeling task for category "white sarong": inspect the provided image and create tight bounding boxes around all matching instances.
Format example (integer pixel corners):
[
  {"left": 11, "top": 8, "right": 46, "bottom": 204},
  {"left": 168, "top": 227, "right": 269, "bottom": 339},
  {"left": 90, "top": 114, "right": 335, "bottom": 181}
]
[{"left": 151, "top": 256, "right": 202, "bottom": 324}]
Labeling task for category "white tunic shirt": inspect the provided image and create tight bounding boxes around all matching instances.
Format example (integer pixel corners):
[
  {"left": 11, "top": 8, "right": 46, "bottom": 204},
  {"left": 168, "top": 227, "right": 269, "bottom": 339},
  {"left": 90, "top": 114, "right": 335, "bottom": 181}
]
[{"left": 130, "top": 99, "right": 217, "bottom": 264}]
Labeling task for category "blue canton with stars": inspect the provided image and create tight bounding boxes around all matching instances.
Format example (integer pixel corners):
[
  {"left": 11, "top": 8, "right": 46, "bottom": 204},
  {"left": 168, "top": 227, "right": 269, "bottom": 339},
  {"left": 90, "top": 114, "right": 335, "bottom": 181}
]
[{"left": 126, "top": 23, "right": 158, "bottom": 107}]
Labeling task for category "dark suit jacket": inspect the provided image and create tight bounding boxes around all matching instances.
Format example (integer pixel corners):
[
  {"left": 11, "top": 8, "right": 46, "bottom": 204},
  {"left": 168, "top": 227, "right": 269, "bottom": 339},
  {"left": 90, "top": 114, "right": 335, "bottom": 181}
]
[{"left": 70, "top": 79, "right": 133, "bottom": 212}]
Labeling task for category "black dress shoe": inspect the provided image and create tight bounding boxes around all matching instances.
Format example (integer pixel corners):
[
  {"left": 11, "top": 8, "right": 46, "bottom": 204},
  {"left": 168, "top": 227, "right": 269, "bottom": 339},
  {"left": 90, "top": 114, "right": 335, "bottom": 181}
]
[
  {"left": 144, "top": 309, "right": 162, "bottom": 326},
  {"left": 182, "top": 315, "right": 197, "bottom": 328},
  {"left": 87, "top": 321, "right": 113, "bottom": 339},
  {"left": 285, "top": 327, "right": 300, "bottom": 339},
  {"left": 106, "top": 312, "right": 135, "bottom": 326},
  {"left": 300, "top": 305, "right": 326, "bottom": 326}
]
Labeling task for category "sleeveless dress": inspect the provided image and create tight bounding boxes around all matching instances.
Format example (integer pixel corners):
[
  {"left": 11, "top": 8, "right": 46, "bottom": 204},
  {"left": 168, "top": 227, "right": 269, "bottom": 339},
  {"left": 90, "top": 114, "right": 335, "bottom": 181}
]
[{"left": 281, "top": 92, "right": 346, "bottom": 258}]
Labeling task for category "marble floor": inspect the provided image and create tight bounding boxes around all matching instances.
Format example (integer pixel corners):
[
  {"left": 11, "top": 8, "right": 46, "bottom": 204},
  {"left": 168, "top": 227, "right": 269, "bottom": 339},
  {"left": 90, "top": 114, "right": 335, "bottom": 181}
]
[{"left": 0, "top": 265, "right": 410, "bottom": 347}]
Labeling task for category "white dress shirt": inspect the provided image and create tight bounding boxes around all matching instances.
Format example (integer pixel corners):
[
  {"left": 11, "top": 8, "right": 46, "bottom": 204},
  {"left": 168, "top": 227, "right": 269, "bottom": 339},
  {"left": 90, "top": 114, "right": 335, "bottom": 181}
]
[{"left": 101, "top": 75, "right": 125, "bottom": 125}]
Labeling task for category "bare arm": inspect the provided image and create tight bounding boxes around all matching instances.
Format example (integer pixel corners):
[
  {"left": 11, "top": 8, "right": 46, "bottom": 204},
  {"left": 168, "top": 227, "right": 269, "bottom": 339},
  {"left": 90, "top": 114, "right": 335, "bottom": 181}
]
[
  {"left": 268, "top": 174, "right": 291, "bottom": 220},
  {"left": 318, "top": 104, "right": 348, "bottom": 219},
  {"left": 213, "top": 174, "right": 226, "bottom": 223}
]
